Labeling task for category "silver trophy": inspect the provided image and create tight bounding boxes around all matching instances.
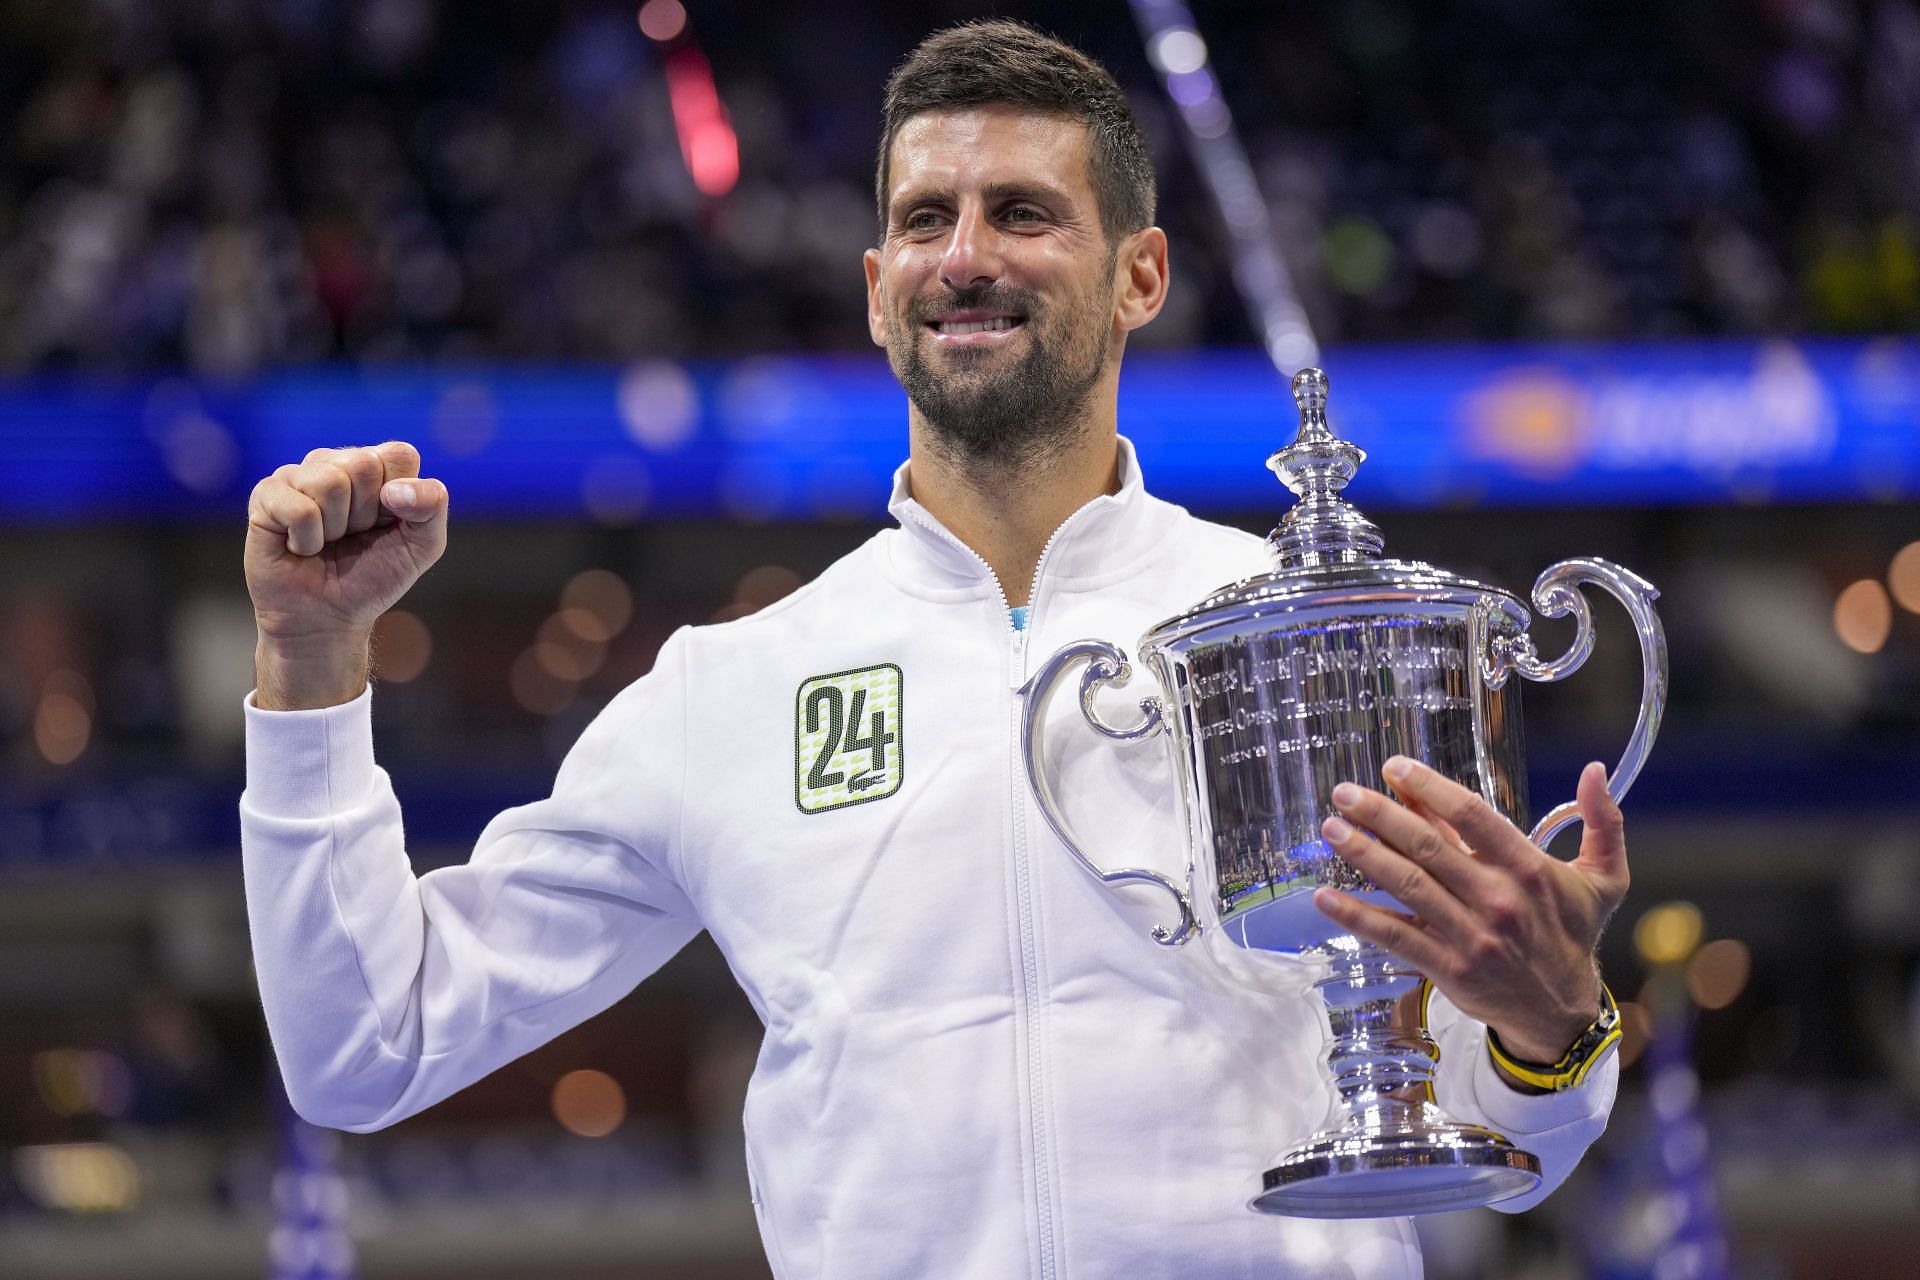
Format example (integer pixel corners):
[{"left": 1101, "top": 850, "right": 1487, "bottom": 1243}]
[{"left": 1020, "top": 368, "right": 1666, "bottom": 1218}]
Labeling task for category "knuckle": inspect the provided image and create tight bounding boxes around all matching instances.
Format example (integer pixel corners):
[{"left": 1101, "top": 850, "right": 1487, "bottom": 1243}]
[
  {"left": 1409, "top": 828, "right": 1445, "bottom": 864},
  {"left": 1466, "top": 933, "right": 1505, "bottom": 967},
  {"left": 1455, "top": 791, "right": 1496, "bottom": 829},
  {"left": 1393, "top": 868, "right": 1426, "bottom": 902},
  {"left": 1482, "top": 894, "right": 1522, "bottom": 931}
]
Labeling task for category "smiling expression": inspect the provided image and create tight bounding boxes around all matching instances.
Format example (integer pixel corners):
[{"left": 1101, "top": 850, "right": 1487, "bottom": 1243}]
[{"left": 865, "top": 107, "right": 1134, "bottom": 466}]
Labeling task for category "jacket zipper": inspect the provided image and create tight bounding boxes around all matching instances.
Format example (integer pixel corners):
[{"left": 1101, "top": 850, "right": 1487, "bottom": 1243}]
[{"left": 900, "top": 506, "right": 1069, "bottom": 1280}]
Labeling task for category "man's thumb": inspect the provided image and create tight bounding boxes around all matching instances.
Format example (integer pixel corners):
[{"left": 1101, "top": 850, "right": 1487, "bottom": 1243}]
[
  {"left": 381, "top": 478, "right": 448, "bottom": 525},
  {"left": 1572, "top": 760, "right": 1628, "bottom": 886}
]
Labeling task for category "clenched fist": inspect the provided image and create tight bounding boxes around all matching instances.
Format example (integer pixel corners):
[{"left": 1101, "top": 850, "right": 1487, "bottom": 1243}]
[{"left": 245, "top": 442, "right": 449, "bottom": 710}]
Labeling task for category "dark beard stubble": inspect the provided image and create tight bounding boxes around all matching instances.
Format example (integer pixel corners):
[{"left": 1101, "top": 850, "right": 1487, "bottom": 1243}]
[{"left": 887, "top": 259, "right": 1115, "bottom": 471}]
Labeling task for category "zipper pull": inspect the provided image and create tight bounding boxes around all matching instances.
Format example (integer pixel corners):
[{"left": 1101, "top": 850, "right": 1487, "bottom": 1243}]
[{"left": 1009, "top": 627, "right": 1028, "bottom": 689}]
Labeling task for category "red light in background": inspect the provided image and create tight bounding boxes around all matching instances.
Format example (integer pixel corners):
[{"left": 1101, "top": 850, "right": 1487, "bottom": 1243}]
[{"left": 664, "top": 48, "right": 739, "bottom": 197}]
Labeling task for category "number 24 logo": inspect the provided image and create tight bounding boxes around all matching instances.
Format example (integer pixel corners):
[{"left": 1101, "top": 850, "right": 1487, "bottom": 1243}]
[{"left": 794, "top": 665, "right": 902, "bottom": 813}]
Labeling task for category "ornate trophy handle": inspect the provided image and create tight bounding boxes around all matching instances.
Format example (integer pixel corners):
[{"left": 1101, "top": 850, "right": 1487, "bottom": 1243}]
[
  {"left": 1490, "top": 558, "right": 1669, "bottom": 848},
  {"left": 1018, "top": 638, "right": 1197, "bottom": 947}
]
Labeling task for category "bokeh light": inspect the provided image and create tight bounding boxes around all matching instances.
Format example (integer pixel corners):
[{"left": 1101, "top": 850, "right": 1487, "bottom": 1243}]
[
  {"left": 1833, "top": 578, "right": 1892, "bottom": 654},
  {"left": 430, "top": 382, "right": 498, "bottom": 456},
  {"left": 734, "top": 565, "right": 802, "bottom": 611},
  {"left": 34, "top": 673, "right": 93, "bottom": 766},
  {"left": 1634, "top": 901, "right": 1705, "bottom": 966},
  {"left": 554, "top": 605, "right": 616, "bottom": 644},
  {"left": 552, "top": 1069, "right": 627, "bottom": 1138},
  {"left": 32, "top": 1049, "right": 133, "bottom": 1119},
  {"left": 561, "top": 569, "right": 635, "bottom": 638},
  {"left": 617, "top": 360, "right": 699, "bottom": 450},
  {"left": 1686, "top": 937, "right": 1752, "bottom": 1010},
  {"left": 510, "top": 649, "right": 576, "bottom": 716},
  {"left": 1888, "top": 541, "right": 1920, "bottom": 613},
  {"left": 1148, "top": 29, "right": 1208, "bottom": 75},
  {"left": 373, "top": 610, "right": 433, "bottom": 683},
  {"left": 1616, "top": 1000, "right": 1653, "bottom": 1070},
  {"left": 580, "top": 456, "right": 652, "bottom": 526},
  {"left": 536, "top": 614, "right": 607, "bottom": 680},
  {"left": 637, "top": 0, "right": 686, "bottom": 42},
  {"left": 13, "top": 1143, "right": 141, "bottom": 1212}
]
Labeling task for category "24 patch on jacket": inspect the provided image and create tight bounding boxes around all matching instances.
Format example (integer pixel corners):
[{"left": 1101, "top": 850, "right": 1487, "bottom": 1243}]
[{"left": 794, "top": 663, "right": 902, "bottom": 813}]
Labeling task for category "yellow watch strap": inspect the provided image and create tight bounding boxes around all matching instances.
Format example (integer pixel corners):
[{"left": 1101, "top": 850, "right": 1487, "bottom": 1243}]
[{"left": 1485, "top": 983, "right": 1623, "bottom": 1092}]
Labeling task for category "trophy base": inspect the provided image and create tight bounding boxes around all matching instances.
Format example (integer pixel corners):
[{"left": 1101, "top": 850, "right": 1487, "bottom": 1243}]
[{"left": 1250, "top": 1126, "right": 1542, "bottom": 1219}]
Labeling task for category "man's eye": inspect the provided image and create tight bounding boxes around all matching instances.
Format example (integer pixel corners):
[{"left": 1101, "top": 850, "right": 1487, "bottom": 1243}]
[
  {"left": 1004, "top": 207, "right": 1044, "bottom": 222},
  {"left": 904, "top": 211, "right": 945, "bottom": 230}
]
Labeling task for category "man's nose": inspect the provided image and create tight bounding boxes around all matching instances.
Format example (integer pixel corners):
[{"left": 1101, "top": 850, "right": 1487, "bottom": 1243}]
[{"left": 938, "top": 205, "right": 1003, "bottom": 291}]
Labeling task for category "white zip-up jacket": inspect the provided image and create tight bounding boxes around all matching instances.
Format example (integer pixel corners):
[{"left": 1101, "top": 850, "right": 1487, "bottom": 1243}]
[{"left": 241, "top": 438, "right": 1616, "bottom": 1279}]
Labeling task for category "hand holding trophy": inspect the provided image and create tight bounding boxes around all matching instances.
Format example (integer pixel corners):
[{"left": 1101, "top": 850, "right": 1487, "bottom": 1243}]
[{"left": 1020, "top": 368, "right": 1666, "bottom": 1218}]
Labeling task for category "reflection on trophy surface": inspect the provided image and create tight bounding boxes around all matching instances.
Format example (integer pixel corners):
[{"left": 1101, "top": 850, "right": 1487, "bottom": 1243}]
[{"left": 1021, "top": 367, "right": 1667, "bottom": 1218}]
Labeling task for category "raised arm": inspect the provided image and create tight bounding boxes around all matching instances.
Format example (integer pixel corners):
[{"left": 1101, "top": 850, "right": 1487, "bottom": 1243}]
[{"left": 240, "top": 444, "right": 701, "bottom": 1130}]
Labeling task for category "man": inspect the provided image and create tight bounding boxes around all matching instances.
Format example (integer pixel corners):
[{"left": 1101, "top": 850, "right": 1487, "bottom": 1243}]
[{"left": 242, "top": 21, "right": 1626, "bottom": 1278}]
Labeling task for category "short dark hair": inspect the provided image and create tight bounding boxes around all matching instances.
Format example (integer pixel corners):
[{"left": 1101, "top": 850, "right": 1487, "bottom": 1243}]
[{"left": 875, "top": 20, "right": 1157, "bottom": 245}]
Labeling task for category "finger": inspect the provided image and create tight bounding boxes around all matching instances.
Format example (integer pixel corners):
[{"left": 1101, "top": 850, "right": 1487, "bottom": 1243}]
[
  {"left": 1384, "top": 784, "right": 1474, "bottom": 853},
  {"left": 380, "top": 477, "right": 451, "bottom": 562},
  {"left": 248, "top": 470, "right": 326, "bottom": 557},
  {"left": 1331, "top": 779, "right": 1505, "bottom": 901},
  {"left": 1376, "top": 756, "right": 1536, "bottom": 870},
  {"left": 287, "top": 459, "right": 352, "bottom": 543},
  {"left": 1571, "top": 760, "right": 1629, "bottom": 895},
  {"left": 301, "top": 446, "right": 390, "bottom": 534},
  {"left": 333, "top": 447, "right": 389, "bottom": 534},
  {"left": 1322, "top": 810, "right": 1482, "bottom": 943},
  {"left": 375, "top": 440, "right": 422, "bottom": 483},
  {"left": 1313, "top": 888, "right": 1451, "bottom": 975}
]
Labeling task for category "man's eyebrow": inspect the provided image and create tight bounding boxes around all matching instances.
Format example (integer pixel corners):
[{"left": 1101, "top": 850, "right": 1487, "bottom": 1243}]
[
  {"left": 891, "top": 181, "right": 1076, "bottom": 219},
  {"left": 980, "top": 180, "right": 1073, "bottom": 207}
]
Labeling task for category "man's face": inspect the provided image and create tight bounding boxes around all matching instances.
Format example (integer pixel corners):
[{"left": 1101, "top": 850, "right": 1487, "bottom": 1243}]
[{"left": 865, "top": 107, "right": 1122, "bottom": 467}]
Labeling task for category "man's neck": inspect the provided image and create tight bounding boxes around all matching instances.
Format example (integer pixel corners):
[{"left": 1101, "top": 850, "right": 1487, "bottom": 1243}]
[{"left": 905, "top": 421, "right": 1122, "bottom": 607}]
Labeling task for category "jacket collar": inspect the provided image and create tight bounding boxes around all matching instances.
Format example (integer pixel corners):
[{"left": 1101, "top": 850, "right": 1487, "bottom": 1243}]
[{"left": 880, "top": 435, "right": 1177, "bottom": 598}]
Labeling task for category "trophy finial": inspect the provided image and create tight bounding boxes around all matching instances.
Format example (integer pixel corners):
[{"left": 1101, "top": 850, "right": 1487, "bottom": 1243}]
[
  {"left": 1267, "top": 367, "right": 1385, "bottom": 568},
  {"left": 1291, "top": 367, "right": 1329, "bottom": 418}
]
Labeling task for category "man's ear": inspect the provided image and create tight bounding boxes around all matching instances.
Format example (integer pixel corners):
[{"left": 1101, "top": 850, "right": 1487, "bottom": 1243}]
[
  {"left": 864, "top": 248, "right": 887, "bottom": 348},
  {"left": 1113, "top": 227, "right": 1170, "bottom": 333}
]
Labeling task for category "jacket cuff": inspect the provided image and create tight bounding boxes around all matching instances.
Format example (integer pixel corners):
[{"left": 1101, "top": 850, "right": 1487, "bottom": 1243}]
[
  {"left": 1465, "top": 1020, "right": 1615, "bottom": 1135},
  {"left": 243, "top": 687, "right": 379, "bottom": 819}
]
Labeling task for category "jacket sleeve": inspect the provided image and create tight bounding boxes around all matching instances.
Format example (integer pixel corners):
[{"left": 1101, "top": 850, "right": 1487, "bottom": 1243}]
[
  {"left": 239, "top": 628, "right": 703, "bottom": 1133},
  {"left": 1429, "top": 986, "right": 1619, "bottom": 1212}
]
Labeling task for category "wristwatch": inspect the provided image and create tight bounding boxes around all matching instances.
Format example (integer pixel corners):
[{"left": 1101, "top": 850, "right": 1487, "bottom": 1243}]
[{"left": 1486, "top": 983, "right": 1623, "bottom": 1092}]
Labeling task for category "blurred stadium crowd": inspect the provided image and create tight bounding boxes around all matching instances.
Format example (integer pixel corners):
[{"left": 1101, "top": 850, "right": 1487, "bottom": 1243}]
[{"left": 2, "top": 0, "right": 1918, "bottom": 376}]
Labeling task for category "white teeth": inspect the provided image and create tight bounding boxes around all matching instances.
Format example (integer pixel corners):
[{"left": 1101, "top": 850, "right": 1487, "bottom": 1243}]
[{"left": 935, "top": 317, "right": 1021, "bottom": 334}]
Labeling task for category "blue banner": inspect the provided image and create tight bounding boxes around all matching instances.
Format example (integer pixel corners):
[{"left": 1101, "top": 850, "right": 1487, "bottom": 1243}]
[{"left": 4, "top": 339, "right": 1916, "bottom": 523}]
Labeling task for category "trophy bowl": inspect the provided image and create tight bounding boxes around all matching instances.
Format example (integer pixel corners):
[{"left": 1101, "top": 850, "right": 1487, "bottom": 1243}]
[{"left": 1020, "top": 368, "right": 1666, "bottom": 1218}]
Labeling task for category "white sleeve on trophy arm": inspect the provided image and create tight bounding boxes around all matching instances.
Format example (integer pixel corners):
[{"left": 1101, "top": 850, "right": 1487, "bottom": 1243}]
[
  {"left": 1428, "top": 985, "right": 1620, "bottom": 1213},
  {"left": 240, "top": 627, "right": 703, "bottom": 1134}
]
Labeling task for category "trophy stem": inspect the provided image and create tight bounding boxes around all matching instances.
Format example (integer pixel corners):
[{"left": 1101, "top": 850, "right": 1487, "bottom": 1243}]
[
  {"left": 1319, "top": 946, "right": 1443, "bottom": 1118},
  {"left": 1250, "top": 939, "right": 1543, "bottom": 1219}
]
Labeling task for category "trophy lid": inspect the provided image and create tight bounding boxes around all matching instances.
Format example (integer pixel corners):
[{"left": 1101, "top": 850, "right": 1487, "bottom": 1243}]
[
  {"left": 1144, "top": 367, "right": 1527, "bottom": 648},
  {"left": 1266, "top": 367, "right": 1386, "bottom": 571}
]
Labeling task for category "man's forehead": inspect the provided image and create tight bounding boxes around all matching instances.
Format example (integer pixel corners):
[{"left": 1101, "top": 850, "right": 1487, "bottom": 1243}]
[{"left": 885, "top": 107, "right": 1094, "bottom": 202}]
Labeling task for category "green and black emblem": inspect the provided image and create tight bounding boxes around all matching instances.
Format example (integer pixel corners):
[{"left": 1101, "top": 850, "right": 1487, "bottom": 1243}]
[{"left": 794, "top": 663, "right": 902, "bottom": 814}]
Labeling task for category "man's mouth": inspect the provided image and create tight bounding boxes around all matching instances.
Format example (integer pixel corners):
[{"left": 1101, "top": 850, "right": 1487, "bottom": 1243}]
[{"left": 924, "top": 310, "right": 1027, "bottom": 344}]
